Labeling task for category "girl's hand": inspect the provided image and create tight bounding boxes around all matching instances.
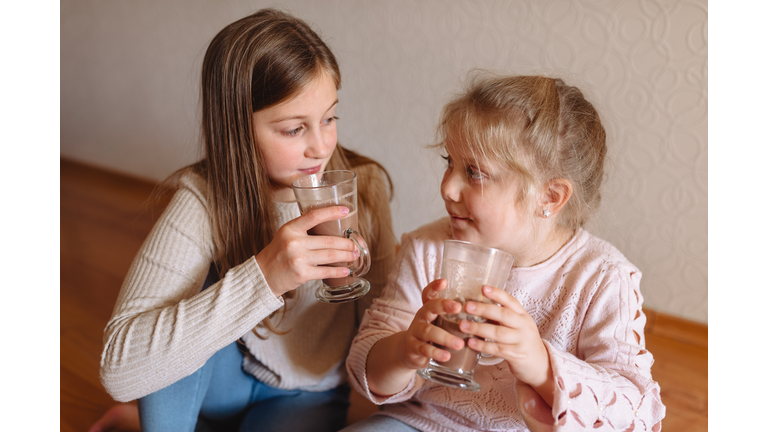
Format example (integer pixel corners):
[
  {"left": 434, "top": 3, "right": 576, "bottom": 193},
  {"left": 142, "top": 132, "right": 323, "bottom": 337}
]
[
  {"left": 366, "top": 279, "right": 463, "bottom": 397},
  {"left": 255, "top": 206, "right": 359, "bottom": 297},
  {"left": 461, "top": 286, "right": 554, "bottom": 401},
  {"left": 421, "top": 277, "right": 447, "bottom": 304},
  {"left": 395, "top": 279, "right": 466, "bottom": 370}
]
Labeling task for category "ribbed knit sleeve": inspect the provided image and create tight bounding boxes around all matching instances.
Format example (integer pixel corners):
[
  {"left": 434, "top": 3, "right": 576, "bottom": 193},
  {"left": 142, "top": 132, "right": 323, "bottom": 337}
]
[{"left": 99, "top": 173, "right": 284, "bottom": 402}]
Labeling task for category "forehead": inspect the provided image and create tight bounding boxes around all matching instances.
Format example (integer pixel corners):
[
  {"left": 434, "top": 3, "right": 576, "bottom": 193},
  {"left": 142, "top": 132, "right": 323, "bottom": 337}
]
[
  {"left": 255, "top": 71, "right": 337, "bottom": 121},
  {"left": 444, "top": 139, "right": 502, "bottom": 171}
]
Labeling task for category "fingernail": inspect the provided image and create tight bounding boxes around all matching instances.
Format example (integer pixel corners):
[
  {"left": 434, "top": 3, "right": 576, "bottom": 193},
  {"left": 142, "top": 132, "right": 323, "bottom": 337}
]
[
  {"left": 483, "top": 286, "right": 492, "bottom": 294},
  {"left": 340, "top": 207, "right": 349, "bottom": 215},
  {"left": 343, "top": 268, "right": 350, "bottom": 276},
  {"left": 465, "top": 302, "right": 475, "bottom": 312},
  {"left": 354, "top": 249, "right": 360, "bottom": 259}
]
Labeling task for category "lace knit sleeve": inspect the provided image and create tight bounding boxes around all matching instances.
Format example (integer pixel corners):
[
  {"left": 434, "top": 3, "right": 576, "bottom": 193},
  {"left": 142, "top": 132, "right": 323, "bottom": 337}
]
[
  {"left": 529, "top": 265, "right": 666, "bottom": 431},
  {"left": 346, "top": 230, "right": 439, "bottom": 405}
]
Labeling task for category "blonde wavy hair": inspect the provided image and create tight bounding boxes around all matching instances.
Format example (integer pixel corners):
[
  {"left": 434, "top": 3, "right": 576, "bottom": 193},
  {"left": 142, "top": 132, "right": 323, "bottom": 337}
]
[{"left": 435, "top": 73, "right": 607, "bottom": 230}]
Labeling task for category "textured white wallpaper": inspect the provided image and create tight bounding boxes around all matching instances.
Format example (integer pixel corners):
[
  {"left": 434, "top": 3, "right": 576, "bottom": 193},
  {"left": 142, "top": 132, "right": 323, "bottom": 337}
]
[{"left": 60, "top": 0, "right": 708, "bottom": 323}]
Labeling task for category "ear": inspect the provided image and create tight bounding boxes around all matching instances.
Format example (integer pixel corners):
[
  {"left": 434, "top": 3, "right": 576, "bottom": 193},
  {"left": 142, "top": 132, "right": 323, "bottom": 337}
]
[{"left": 539, "top": 178, "right": 572, "bottom": 218}]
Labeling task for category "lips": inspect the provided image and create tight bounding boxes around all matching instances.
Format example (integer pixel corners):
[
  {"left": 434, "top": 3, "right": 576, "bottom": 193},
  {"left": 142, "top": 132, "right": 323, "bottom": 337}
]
[
  {"left": 298, "top": 165, "right": 322, "bottom": 175},
  {"left": 448, "top": 212, "right": 471, "bottom": 222}
]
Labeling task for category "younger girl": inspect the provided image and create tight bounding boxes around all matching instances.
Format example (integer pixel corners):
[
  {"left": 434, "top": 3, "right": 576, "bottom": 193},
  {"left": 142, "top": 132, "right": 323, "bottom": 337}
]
[
  {"left": 343, "top": 74, "right": 666, "bottom": 431},
  {"left": 93, "top": 9, "right": 395, "bottom": 432}
]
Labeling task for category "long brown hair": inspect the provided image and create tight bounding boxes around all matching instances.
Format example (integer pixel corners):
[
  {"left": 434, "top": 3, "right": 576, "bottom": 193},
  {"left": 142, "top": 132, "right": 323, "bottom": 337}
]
[
  {"left": 435, "top": 73, "right": 606, "bottom": 230},
  {"left": 164, "top": 9, "right": 391, "bottom": 337}
]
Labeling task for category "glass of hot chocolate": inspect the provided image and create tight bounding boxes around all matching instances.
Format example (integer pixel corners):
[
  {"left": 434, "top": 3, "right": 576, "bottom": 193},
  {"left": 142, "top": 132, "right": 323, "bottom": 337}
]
[
  {"left": 291, "top": 170, "right": 371, "bottom": 303},
  {"left": 417, "top": 240, "right": 514, "bottom": 391}
]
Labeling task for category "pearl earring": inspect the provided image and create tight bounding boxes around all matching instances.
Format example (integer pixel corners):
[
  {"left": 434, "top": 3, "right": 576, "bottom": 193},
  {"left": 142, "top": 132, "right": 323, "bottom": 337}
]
[{"left": 542, "top": 209, "right": 550, "bottom": 218}]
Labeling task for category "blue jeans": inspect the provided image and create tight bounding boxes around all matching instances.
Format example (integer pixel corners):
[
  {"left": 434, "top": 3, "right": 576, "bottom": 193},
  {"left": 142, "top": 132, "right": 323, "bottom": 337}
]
[
  {"left": 341, "top": 415, "right": 421, "bottom": 432},
  {"left": 137, "top": 342, "right": 350, "bottom": 432}
]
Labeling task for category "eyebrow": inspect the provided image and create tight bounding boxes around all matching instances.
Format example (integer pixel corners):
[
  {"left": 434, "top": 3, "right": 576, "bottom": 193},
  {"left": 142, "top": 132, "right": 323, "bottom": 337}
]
[{"left": 269, "top": 99, "right": 339, "bottom": 124}]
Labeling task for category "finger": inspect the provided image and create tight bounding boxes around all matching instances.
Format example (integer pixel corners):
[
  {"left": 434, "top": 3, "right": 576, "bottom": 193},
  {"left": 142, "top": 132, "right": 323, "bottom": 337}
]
[
  {"left": 421, "top": 279, "right": 447, "bottom": 305},
  {"left": 414, "top": 320, "right": 465, "bottom": 352},
  {"left": 306, "top": 248, "right": 359, "bottom": 267},
  {"left": 419, "top": 341, "right": 453, "bottom": 363},
  {"left": 303, "top": 235, "right": 358, "bottom": 252},
  {"left": 466, "top": 337, "right": 527, "bottom": 360},
  {"left": 417, "top": 297, "right": 462, "bottom": 325},
  {"left": 480, "top": 285, "right": 527, "bottom": 314},
  {"left": 304, "top": 264, "right": 351, "bottom": 282},
  {"left": 293, "top": 206, "right": 350, "bottom": 232},
  {"left": 464, "top": 301, "right": 515, "bottom": 327},
  {"left": 405, "top": 334, "right": 451, "bottom": 366},
  {"left": 459, "top": 318, "right": 514, "bottom": 343}
]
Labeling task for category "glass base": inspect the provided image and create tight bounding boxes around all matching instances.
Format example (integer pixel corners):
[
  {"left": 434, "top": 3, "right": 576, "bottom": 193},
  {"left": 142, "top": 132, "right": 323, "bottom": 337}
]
[
  {"left": 416, "top": 361, "right": 482, "bottom": 392},
  {"left": 315, "top": 278, "right": 370, "bottom": 303}
]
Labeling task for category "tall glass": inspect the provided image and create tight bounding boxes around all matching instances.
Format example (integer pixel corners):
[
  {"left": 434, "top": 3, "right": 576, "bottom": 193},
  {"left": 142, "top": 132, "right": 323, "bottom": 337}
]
[
  {"left": 417, "top": 240, "right": 514, "bottom": 391},
  {"left": 291, "top": 170, "right": 371, "bottom": 303}
]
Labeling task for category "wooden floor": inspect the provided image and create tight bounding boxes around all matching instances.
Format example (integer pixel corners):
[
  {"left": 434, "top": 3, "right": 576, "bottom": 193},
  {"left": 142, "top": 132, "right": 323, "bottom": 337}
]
[{"left": 60, "top": 158, "right": 707, "bottom": 431}]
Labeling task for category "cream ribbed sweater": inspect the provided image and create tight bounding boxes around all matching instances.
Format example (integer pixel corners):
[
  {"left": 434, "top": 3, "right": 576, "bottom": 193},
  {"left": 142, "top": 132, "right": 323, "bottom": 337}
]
[
  {"left": 347, "top": 218, "right": 666, "bottom": 431},
  {"left": 100, "top": 165, "right": 395, "bottom": 402}
]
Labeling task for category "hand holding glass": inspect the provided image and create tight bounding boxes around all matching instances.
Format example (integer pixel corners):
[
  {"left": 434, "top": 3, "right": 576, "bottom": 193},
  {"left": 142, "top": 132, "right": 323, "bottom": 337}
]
[
  {"left": 416, "top": 240, "right": 514, "bottom": 391},
  {"left": 291, "top": 170, "right": 371, "bottom": 303}
]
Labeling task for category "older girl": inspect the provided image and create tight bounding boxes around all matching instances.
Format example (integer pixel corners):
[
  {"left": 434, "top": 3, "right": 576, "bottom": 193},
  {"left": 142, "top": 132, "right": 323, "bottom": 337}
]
[{"left": 93, "top": 9, "right": 395, "bottom": 432}]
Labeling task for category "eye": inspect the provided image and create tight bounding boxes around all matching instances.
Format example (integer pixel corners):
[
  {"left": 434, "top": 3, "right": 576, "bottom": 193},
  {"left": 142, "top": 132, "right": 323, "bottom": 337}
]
[
  {"left": 467, "top": 165, "right": 486, "bottom": 181},
  {"left": 441, "top": 154, "right": 453, "bottom": 168},
  {"left": 283, "top": 125, "right": 304, "bottom": 137},
  {"left": 323, "top": 116, "right": 339, "bottom": 125}
]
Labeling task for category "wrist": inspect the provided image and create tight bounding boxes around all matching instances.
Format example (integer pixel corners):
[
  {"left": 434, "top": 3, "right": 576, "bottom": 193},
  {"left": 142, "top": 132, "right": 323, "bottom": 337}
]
[
  {"left": 254, "top": 253, "right": 285, "bottom": 298},
  {"left": 528, "top": 343, "right": 555, "bottom": 407},
  {"left": 367, "top": 333, "right": 417, "bottom": 397}
]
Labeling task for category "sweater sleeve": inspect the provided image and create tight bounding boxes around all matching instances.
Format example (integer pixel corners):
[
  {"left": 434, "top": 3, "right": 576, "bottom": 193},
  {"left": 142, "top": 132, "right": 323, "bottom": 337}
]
[
  {"left": 520, "top": 266, "right": 666, "bottom": 431},
  {"left": 99, "top": 174, "right": 284, "bottom": 402},
  {"left": 346, "top": 231, "right": 434, "bottom": 404}
]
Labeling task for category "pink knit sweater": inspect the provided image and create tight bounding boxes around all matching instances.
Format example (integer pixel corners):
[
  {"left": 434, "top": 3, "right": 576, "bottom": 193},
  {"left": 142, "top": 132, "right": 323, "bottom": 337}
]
[{"left": 346, "top": 218, "right": 665, "bottom": 431}]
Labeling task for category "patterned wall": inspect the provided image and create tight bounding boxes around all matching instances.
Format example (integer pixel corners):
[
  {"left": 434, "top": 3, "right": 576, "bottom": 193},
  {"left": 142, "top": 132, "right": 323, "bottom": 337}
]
[{"left": 61, "top": 0, "right": 708, "bottom": 323}]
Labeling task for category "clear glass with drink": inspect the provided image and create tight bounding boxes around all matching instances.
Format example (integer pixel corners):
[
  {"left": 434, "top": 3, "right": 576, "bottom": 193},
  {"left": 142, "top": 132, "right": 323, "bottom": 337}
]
[
  {"left": 417, "top": 240, "right": 514, "bottom": 391},
  {"left": 291, "top": 170, "right": 371, "bottom": 303}
]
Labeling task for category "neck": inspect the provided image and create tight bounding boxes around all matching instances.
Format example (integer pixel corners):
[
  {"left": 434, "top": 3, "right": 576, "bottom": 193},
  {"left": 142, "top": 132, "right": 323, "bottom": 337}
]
[
  {"left": 272, "top": 186, "right": 296, "bottom": 203},
  {"left": 515, "top": 224, "right": 575, "bottom": 267}
]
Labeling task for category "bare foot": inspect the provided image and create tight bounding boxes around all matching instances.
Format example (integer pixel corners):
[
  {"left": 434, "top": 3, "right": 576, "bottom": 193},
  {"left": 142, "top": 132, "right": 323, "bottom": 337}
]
[{"left": 88, "top": 403, "right": 141, "bottom": 432}]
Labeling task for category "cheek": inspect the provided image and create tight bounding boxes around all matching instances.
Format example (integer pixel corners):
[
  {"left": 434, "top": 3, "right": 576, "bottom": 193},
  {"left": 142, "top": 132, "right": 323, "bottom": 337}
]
[
  {"left": 439, "top": 169, "right": 456, "bottom": 200},
  {"left": 470, "top": 197, "right": 510, "bottom": 229},
  {"left": 261, "top": 145, "right": 298, "bottom": 178}
]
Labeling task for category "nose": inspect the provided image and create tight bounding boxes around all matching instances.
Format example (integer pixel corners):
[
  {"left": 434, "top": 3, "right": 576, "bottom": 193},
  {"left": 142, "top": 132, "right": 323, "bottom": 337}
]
[
  {"left": 440, "top": 169, "right": 462, "bottom": 203},
  {"left": 305, "top": 126, "right": 335, "bottom": 160}
]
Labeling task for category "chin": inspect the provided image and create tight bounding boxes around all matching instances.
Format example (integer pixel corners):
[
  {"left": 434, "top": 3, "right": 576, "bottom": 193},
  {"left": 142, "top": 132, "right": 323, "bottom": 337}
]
[
  {"left": 449, "top": 227, "right": 474, "bottom": 243},
  {"left": 450, "top": 228, "right": 497, "bottom": 249}
]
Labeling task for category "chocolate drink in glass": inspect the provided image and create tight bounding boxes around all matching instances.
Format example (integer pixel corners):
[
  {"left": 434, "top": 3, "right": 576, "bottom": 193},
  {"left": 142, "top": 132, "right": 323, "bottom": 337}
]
[
  {"left": 292, "top": 170, "right": 371, "bottom": 303},
  {"left": 417, "top": 240, "right": 514, "bottom": 391},
  {"left": 433, "top": 258, "right": 489, "bottom": 372},
  {"left": 305, "top": 200, "right": 360, "bottom": 288}
]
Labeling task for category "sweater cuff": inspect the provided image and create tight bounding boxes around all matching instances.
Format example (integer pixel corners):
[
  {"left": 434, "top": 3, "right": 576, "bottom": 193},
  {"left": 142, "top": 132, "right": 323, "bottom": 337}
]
[
  {"left": 346, "top": 331, "right": 418, "bottom": 405},
  {"left": 241, "top": 256, "right": 284, "bottom": 316},
  {"left": 544, "top": 340, "right": 662, "bottom": 431}
]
